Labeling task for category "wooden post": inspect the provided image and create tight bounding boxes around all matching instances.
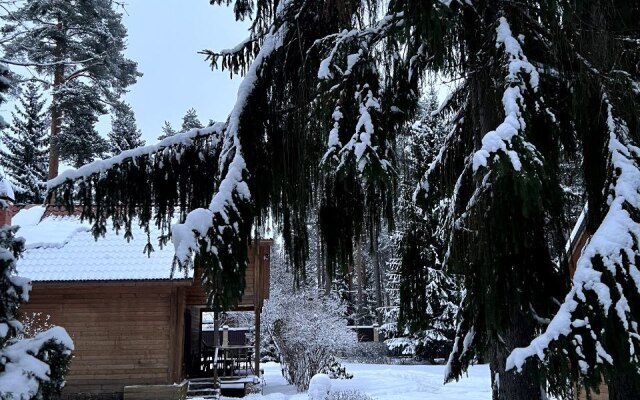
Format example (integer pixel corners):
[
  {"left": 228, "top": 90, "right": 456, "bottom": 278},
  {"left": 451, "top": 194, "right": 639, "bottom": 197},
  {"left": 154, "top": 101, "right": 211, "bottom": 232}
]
[
  {"left": 222, "top": 325, "right": 229, "bottom": 347},
  {"left": 373, "top": 324, "right": 380, "bottom": 343},
  {"left": 254, "top": 243, "right": 262, "bottom": 376},
  {"left": 214, "top": 311, "right": 220, "bottom": 346}
]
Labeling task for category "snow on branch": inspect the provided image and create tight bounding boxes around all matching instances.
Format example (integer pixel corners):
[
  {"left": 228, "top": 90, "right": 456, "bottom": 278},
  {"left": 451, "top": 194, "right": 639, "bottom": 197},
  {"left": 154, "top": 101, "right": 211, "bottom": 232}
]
[
  {"left": 472, "top": 17, "right": 540, "bottom": 173},
  {"left": 316, "top": 14, "right": 402, "bottom": 183},
  {"left": 506, "top": 94, "right": 640, "bottom": 374},
  {"left": 169, "top": 2, "right": 291, "bottom": 266},
  {"left": 47, "top": 124, "right": 225, "bottom": 191},
  {"left": 315, "top": 12, "right": 403, "bottom": 81},
  {"left": 0, "top": 327, "right": 74, "bottom": 399},
  {"left": 322, "top": 86, "right": 392, "bottom": 177}
]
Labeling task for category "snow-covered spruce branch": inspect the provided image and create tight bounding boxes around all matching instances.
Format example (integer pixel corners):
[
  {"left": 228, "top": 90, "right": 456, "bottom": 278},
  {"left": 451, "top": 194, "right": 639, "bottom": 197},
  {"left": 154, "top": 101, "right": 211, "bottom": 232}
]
[
  {"left": 506, "top": 94, "right": 640, "bottom": 374},
  {"left": 0, "top": 327, "right": 74, "bottom": 399},
  {"left": 315, "top": 12, "right": 403, "bottom": 81},
  {"left": 315, "top": 13, "right": 403, "bottom": 182},
  {"left": 172, "top": 6, "right": 290, "bottom": 266},
  {"left": 45, "top": 2, "right": 294, "bottom": 308},
  {"left": 200, "top": 36, "right": 261, "bottom": 76},
  {"left": 46, "top": 123, "right": 225, "bottom": 191},
  {"left": 0, "top": 223, "right": 73, "bottom": 399},
  {"left": 471, "top": 16, "right": 542, "bottom": 174},
  {"left": 321, "top": 86, "right": 392, "bottom": 178}
]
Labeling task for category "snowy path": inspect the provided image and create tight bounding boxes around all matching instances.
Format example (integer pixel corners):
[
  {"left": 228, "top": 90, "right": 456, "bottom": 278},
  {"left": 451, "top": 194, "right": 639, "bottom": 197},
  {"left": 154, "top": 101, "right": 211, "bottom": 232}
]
[{"left": 227, "top": 362, "right": 491, "bottom": 400}]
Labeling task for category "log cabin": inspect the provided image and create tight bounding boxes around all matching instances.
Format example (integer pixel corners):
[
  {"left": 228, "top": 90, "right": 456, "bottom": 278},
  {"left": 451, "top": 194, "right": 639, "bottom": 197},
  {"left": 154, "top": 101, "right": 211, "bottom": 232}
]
[{"left": 8, "top": 205, "right": 271, "bottom": 400}]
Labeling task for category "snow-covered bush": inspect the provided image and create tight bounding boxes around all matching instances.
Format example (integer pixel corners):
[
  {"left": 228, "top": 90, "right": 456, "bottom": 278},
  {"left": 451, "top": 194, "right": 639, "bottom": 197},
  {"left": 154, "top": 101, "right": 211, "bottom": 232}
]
[
  {"left": 263, "top": 246, "right": 357, "bottom": 391},
  {"left": 328, "top": 391, "right": 374, "bottom": 400},
  {"left": 0, "top": 219, "right": 73, "bottom": 399},
  {"left": 325, "top": 356, "right": 353, "bottom": 380},
  {"left": 308, "top": 373, "right": 331, "bottom": 400},
  {"left": 260, "top": 336, "right": 279, "bottom": 363}
]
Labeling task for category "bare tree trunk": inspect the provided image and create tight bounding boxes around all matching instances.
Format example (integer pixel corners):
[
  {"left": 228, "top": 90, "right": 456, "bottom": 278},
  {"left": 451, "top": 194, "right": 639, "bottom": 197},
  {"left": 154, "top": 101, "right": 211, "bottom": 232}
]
[
  {"left": 324, "top": 263, "right": 331, "bottom": 296},
  {"left": 48, "top": 88, "right": 61, "bottom": 179},
  {"left": 346, "top": 250, "right": 354, "bottom": 316},
  {"left": 355, "top": 236, "right": 364, "bottom": 325},
  {"left": 316, "top": 225, "right": 323, "bottom": 290},
  {"left": 371, "top": 232, "right": 383, "bottom": 325}
]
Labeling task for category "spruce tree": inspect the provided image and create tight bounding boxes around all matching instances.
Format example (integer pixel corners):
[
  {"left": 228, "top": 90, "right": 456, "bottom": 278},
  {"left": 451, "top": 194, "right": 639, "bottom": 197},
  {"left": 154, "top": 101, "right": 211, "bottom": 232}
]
[
  {"left": 157, "top": 121, "right": 176, "bottom": 141},
  {"left": 0, "top": 216, "right": 74, "bottom": 399},
  {"left": 1, "top": 0, "right": 140, "bottom": 178},
  {"left": 0, "top": 64, "right": 72, "bottom": 399},
  {"left": 181, "top": 108, "right": 203, "bottom": 131},
  {"left": 108, "top": 103, "right": 145, "bottom": 155},
  {"left": 0, "top": 82, "right": 49, "bottom": 203},
  {"left": 45, "top": 1, "right": 640, "bottom": 398},
  {"left": 385, "top": 89, "right": 460, "bottom": 361}
]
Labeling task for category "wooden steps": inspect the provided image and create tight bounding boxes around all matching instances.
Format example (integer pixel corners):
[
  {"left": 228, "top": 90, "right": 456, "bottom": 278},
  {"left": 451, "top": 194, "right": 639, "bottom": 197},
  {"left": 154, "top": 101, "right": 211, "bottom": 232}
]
[{"left": 186, "top": 377, "right": 219, "bottom": 399}]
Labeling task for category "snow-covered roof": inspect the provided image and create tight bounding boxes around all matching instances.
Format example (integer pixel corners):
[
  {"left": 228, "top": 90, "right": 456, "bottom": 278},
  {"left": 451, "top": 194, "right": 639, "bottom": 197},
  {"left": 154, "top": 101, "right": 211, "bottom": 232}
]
[{"left": 14, "top": 206, "right": 192, "bottom": 282}]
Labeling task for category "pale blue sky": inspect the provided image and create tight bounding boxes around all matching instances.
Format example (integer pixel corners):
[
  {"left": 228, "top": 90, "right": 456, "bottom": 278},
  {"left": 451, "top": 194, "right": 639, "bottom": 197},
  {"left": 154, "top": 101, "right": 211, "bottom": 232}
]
[{"left": 100, "top": 1, "right": 250, "bottom": 143}]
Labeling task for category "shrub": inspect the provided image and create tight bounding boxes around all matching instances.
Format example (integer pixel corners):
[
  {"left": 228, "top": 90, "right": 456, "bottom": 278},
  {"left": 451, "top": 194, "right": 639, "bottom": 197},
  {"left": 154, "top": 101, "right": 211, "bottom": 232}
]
[{"left": 262, "top": 248, "right": 357, "bottom": 391}]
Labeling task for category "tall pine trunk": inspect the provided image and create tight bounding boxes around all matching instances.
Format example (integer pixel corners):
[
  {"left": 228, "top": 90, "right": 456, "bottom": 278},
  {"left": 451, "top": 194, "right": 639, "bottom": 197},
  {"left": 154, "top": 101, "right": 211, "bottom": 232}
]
[{"left": 48, "top": 22, "right": 64, "bottom": 180}]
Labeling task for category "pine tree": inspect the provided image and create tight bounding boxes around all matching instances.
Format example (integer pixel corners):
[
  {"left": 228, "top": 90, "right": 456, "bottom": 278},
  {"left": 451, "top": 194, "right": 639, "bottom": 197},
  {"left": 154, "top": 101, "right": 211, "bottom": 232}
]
[
  {"left": 158, "top": 121, "right": 176, "bottom": 141},
  {"left": 55, "top": 82, "right": 109, "bottom": 168},
  {"left": 181, "top": 108, "right": 203, "bottom": 131},
  {"left": 0, "top": 82, "right": 49, "bottom": 203},
  {"left": 108, "top": 103, "right": 145, "bottom": 155},
  {"left": 44, "top": 2, "right": 640, "bottom": 398},
  {"left": 1, "top": 0, "right": 140, "bottom": 178}
]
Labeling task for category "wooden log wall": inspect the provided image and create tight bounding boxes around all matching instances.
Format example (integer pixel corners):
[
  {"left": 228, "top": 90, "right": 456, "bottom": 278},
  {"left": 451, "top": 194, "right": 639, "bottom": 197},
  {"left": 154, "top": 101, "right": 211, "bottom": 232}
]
[{"left": 20, "top": 282, "right": 188, "bottom": 398}]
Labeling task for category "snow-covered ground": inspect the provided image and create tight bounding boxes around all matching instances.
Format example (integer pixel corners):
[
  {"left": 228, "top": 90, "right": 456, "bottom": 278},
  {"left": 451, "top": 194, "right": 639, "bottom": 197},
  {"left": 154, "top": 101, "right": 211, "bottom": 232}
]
[{"left": 217, "top": 361, "right": 491, "bottom": 400}]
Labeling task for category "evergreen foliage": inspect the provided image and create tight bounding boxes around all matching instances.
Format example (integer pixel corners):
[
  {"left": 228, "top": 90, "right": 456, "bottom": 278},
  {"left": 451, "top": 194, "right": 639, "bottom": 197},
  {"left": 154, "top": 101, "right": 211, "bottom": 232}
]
[
  {"left": 158, "top": 121, "right": 177, "bottom": 141},
  {"left": 181, "top": 108, "right": 204, "bottom": 131},
  {"left": 1, "top": 0, "right": 140, "bottom": 176},
  {"left": 383, "top": 91, "right": 460, "bottom": 361},
  {"left": 0, "top": 64, "right": 72, "bottom": 399},
  {"left": 54, "top": 82, "right": 109, "bottom": 168},
  {"left": 43, "top": 1, "right": 640, "bottom": 398},
  {"left": 157, "top": 109, "right": 203, "bottom": 141},
  {"left": 0, "top": 220, "right": 73, "bottom": 400},
  {"left": 0, "top": 64, "right": 10, "bottom": 130},
  {"left": 0, "top": 82, "right": 49, "bottom": 203},
  {"left": 108, "top": 103, "right": 145, "bottom": 155}
]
